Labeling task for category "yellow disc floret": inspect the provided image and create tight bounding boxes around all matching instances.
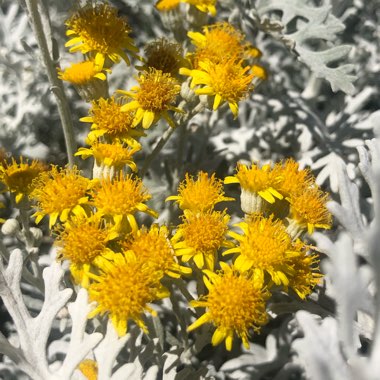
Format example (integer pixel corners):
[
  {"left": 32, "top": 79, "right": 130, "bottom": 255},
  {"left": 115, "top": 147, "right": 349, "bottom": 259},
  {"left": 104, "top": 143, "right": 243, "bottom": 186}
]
[
  {"left": 30, "top": 166, "right": 90, "bottom": 228},
  {"left": 172, "top": 210, "right": 231, "bottom": 270},
  {"left": 88, "top": 252, "right": 169, "bottom": 336},
  {"left": 57, "top": 60, "right": 108, "bottom": 85},
  {"left": 119, "top": 69, "right": 181, "bottom": 129},
  {"left": 65, "top": 2, "right": 138, "bottom": 69},
  {"left": 166, "top": 171, "right": 233, "bottom": 212},
  {"left": 188, "top": 263, "right": 270, "bottom": 350}
]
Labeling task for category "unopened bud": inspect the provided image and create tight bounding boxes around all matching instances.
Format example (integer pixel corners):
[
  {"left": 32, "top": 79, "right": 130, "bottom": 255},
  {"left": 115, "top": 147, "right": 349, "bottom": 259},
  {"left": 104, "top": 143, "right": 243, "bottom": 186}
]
[
  {"left": 1, "top": 218, "right": 20, "bottom": 236},
  {"left": 30, "top": 227, "right": 43, "bottom": 245}
]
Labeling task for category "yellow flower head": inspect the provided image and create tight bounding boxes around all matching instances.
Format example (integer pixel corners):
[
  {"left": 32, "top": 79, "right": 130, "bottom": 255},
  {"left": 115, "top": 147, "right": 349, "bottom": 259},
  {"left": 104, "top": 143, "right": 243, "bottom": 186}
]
[
  {"left": 225, "top": 162, "right": 283, "bottom": 214},
  {"left": 0, "top": 157, "right": 46, "bottom": 203},
  {"left": 78, "top": 359, "right": 98, "bottom": 380},
  {"left": 166, "top": 171, "right": 233, "bottom": 212},
  {"left": 288, "top": 188, "right": 332, "bottom": 235},
  {"left": 139, "top": 38, "right": 186, "bottom": 77},
  {"left": 172, "top": 210, "right": 232, "bottom": 270},
  {"left": 80, "top": 97, "right": 142, "bottom": 146},
  {"left": 286, "top": 245, "right": 322, "bottom": 299},
  {"left": 122, "top": 224, "right": 191, "bottom": 278},
  {"left": 30, "top": 166, "right": 90, "bottom": 228},
  {"left": 58, "top": 60, "right": 108, "bottom": 85},
  {"left": 224, "top": 214, "right": 305, "bottom": 286},
  {"left": 76, "top": 141, "right": 140, "bottom": 173},
  {"left": 54, "top": 213, "right": 118, "bottom": 287},
  {"left": 180, "top": 59, "right": 256, "bottom": 118},
  {"left": 272, "top": 159, "right": 314, "bottom": 199},
  {"left": 156, "top": 0, "right": 216, "bottom": 15},
  {"left": 90, "top": 173, "right": 157, "bottom": 230},
  {"left": 65, "top": 2, "right": 138, "bottom": 69},
  {"left": 88, "top": 252, "right": 169, "bottom": 336},
  {"left": 188, "top": 263, "right": 270, "bottom": 351},
  {"left": 119, "top": 69, "right": 181, "bottom": 129}
]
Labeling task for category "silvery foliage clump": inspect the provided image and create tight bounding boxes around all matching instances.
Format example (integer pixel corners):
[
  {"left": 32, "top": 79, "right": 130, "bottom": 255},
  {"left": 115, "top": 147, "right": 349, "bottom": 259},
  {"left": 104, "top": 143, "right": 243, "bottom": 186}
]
[{"left": 0, "top": 0, "right": 379, "bottom": 378}]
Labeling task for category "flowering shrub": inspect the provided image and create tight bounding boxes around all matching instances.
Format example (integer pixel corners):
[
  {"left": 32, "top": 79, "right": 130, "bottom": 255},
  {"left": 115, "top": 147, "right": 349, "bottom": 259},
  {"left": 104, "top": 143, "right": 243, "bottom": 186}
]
[{"left": 0, "top": 0, "right": 379, "bottom": 379}]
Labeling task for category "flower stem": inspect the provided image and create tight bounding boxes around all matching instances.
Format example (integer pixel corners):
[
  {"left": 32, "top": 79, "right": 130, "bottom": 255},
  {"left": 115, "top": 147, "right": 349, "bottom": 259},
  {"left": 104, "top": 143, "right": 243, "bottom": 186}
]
[{"left": 24, "top": 0, "right": 76, "bottom": 167}]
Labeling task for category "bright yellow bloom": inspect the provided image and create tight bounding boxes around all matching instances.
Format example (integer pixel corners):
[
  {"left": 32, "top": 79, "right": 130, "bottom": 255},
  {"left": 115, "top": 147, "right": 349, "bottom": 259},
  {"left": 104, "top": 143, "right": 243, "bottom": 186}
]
[
  {"left": 188, "top": 262, "right": 270, "bottom": 350},
  {"left": 119, "top": 69, "right": 181, "bottom": 129},
  {"left": 224, "top": 214, "right": 305, "bottom": 286},
  {"left": 57, "top": 60, "right": 108, "bottom": 84},
  {"left": 65, "top": 2, "right": 138, "bottom": 70},
  {"left": 90, "top": 173, "right": 157, "bottom": 231},
  {"left": 225, "top": 162, "right": 283, "bottom": 214},
  {"left": 288, "top": 188, "right": 332, "bottom": 235},
  {"left": 272, "top": 159, "right": 314, "bottom": 199},
  {"left": 88, "top": 252, "right": 169, "bottom": 336},
  {"left": 30, "top": 166, "right": 90, "bottom": 228},
  {"left": 286, "top": 245, "right": 322, "bottom": 299},
  {"left": 76, "top": 141, "right": 140, "bottom": 173},
  {"left": 0, "top": 157, "right": 46, "bottom": 203},
  {"left": 156, "top": 0, "right": 216, "bottom": 15},
  {"left": 78, "top": 359, "right": 98, "bottom": 380},
  {"left": 188, "top": 22, "right": 246, "bottom": 67},
  {"left": 180, "top": 59, "right": 257, "bottom": 118},
  {"left": 122, "top": 224, "right": 191, "bottom": 278},
  {"left": 138, "top": 38, "right": 186, "bottom": 77},
  {"left": 172, "top": 210, "right": 232, "bottom": 270},
  {"left": 54, "top": 213, "right": 118, "bottom": 287},
  {"left": 80, "top": 97, "right": 143, "bottom": 146},
  {"left": 166, "top": 171, "right": 233, "bottom": 212}
]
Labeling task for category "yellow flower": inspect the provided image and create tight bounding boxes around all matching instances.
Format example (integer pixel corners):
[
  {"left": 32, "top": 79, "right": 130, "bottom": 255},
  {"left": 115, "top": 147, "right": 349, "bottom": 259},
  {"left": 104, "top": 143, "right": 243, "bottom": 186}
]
[
  {"left": 272, "top": 159, "right": 314, "bottom": 199},
  {"left": 138, "top": 38, "right": 186, "bottom": 77},
  {"left": 30, "top": 166, "right": 90, "bottom": 228},
  {"left": 156, "top": 0, "right": 217, "bottom": 15},
  {"left": 54, "top": 213, "right": 118, "bottom": 287},
  {"left": 286, "top": 245, "right": 322, "bottom": 299},
  {"left": 224, "top": 214, "right": 305, "bottom": 286},
  {"left": 80, "top": 97, "right": 143, "bottom": 146},
  {"left": 0, "top": 157, "right": 46, "bottom": 203},
  {"left": 76, "top": 141, "right": 140, "bottom": 173},
  {"left": 90, "top": 173, "right": 157, "bottom": 231},
  {"left": 88, "top": 251, "right": 169, "bottom": 336},
  {"left": 188, "top": 22, "right": 245, "bottom": 67},
  {"left": 65, "top": 2, "right": 138, "bottom": 70},
  {"left": 57, "top": 60, "right": 108, "bottom": 84},
  {"left": 180, "top": 59, "right": 257, "bottom": 118},
  {"left": 225, "top": 162, "right": 283, "bottom": 214},
  {"left": 172, "top": 210, "right": 232, "bottom": 270},
  {"left": 188, "top": 262, "right": 270, "bottom": 351},
  {"left": 119, "top": 69, "right": 181, "bottom": 129},
  {"left": 78, "top": 359, "right": 98, "bottom": 380},
  {"left": 166, "top": 171, "right": 233, "bottom": 212},
  {"left": 288, "top": 188, "right": 332, "bottom": 235},
  {"left": 155, "top": 0, "right": 181, "bottom": 11},
  {"left": 122, "top": 224, "right": 191, "bottom": 278}
]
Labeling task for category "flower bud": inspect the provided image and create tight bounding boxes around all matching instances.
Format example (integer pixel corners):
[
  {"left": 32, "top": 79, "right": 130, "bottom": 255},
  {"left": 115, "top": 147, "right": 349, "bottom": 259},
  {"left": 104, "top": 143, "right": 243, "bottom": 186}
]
[{"left": 1, "top": 218, "right": 20, "bottom": 236}]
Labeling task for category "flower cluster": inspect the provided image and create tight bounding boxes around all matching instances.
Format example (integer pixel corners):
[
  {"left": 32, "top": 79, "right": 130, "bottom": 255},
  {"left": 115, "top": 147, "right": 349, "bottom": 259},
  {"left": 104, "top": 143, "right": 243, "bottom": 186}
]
[{"left": 164, "top": 160, "right": 331, "bottom": 350}]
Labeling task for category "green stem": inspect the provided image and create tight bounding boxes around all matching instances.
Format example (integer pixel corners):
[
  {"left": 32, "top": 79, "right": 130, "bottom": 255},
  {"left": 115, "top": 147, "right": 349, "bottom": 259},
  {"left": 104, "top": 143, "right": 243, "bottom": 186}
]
[{"left": 25, "top": 0, "right": 76, "bottom": 167}]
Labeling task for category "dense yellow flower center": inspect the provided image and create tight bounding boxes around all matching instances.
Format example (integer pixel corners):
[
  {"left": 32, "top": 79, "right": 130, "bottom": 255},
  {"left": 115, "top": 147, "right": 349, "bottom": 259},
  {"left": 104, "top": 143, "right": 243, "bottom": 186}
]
[
  {"left": 0, "top": 158, "right": 45, "bottom": 196},
  {"left": 89, "top": 258, "right": 165, "bottom": 333},
  {"left": 171, "top": 172, "right": 231, "bottom": 212},
  {"left": 58, "top": 61, "right": 104, "bottom": 85},
  {"left": 91, "top": 142, "right": 137, "bottom": 166},
  {"left": 180, "top": 211, "right": 228, "bottom": 252},
  {"left": 65, "top": 3, "right": 132, "bottom": 56},
  {"left": 235, "top": 163, "right": 278, "bottom": 193},
  {"left": 86, "top": 97, "right": 135, "bottom": 137},
  {"left": 91, "top": 174, "right": 151, "bottom": 216},
  {"left": 55, "top": 216, "right": 109, "bottom": 264},
  {"left": 31, "top": 166, "right": 89, "bottom": 215},
  {"left": 206, "top": 270, "right": 268, "bottom": 334},
  {"left": 238, "top": 216, "right": 292, "bottom": 268},
  {"left": 136, "top": 69, "right": 180, "bottom": 112},
  {"left": 144, "top": 38, "right": 184, "bottom": 76},
  {"left": 289, "top": 188, "right": 332, "bottom": 230},
  {"left": 123, "top": 226, "right": 176, "bottom": 273}
]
